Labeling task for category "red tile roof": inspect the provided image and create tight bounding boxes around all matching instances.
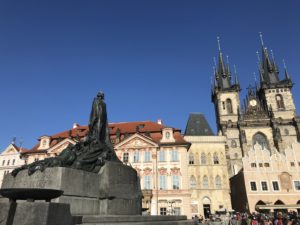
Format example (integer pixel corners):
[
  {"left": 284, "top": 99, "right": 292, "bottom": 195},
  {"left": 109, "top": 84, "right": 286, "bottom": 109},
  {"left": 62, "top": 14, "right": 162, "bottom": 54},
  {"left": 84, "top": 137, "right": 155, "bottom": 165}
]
[{"left": 21, "top": 121, "right": 189, "bottom": 155}]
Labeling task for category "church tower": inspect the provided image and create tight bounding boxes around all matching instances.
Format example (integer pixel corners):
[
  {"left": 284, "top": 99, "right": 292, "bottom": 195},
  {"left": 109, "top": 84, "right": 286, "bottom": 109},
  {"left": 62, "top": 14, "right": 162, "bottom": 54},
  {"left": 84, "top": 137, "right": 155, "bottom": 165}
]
[
  {"left": 211, "top": 38, "right": 242, "bottom": 177},
  {"left": 256, "top": 35, "right": 299, "bottom": 151}
]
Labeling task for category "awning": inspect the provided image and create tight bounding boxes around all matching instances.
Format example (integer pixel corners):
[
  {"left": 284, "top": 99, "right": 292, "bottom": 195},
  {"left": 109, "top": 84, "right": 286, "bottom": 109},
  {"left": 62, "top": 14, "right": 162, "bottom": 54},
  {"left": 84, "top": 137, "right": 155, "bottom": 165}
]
[{"left": 257, "top": 204, "right": 300, "bottom": 210}]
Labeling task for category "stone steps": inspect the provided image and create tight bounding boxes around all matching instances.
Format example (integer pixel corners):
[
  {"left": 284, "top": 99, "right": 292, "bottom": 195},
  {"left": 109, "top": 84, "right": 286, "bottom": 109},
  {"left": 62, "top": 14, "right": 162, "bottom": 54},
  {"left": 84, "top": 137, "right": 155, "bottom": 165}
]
[{"left": 75, "top": 215, "right": 194, "bottom": 225}]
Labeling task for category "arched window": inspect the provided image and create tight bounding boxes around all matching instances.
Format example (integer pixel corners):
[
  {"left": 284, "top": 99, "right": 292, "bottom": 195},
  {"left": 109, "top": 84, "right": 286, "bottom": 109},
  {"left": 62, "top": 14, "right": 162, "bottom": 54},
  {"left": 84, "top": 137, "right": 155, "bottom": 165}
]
[
  {"left": 215, "top": 175, "right": 222, "bottom": 189},
  {"left": 213, "top": 153, "right": 219, "bottom": 164},
  {"left": 189, "top": 153, "right": 194, "bottom": 165},
  {"left": 276, "top": 94, "right": 285, "bottom": 109},
  {"left": 226, "top": 99, "right": 233, "bottom": 114},
  {"left": 190, "top": 176, "right": 197, "bottom": 188},
  {"left": 252, "top": 132, "right": 269, "bottom": 150},
  {"left": 203, "top": 176, "right": 209, "bottom": 188},
  {"left": 201, "top": 153, "right": 206, "bottom": 165}
]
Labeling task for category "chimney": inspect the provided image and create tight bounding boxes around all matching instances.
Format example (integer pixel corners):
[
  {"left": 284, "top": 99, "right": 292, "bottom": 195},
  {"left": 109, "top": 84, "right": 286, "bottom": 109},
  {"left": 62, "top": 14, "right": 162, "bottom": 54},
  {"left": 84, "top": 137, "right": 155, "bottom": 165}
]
[
  {"left": 73, "top": 123, "right": 79, "bottom": 129},
  {"left": 157, "top": 119, "right": 163, "bottom": 125}
]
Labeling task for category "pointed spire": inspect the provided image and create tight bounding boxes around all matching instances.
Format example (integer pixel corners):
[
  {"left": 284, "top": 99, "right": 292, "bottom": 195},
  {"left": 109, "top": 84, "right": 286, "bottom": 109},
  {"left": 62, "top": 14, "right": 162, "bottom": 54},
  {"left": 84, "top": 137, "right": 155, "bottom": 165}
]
[
  {"left": 270, "top": 49, "right": 279, "bottom": 73},
  {"left": 283, "top": 59, "right": 291, "bottom": 80},
  {"left": 233, "top": 64, "right": 239, "bottom": 85},
  {"left": 258, "top": 33, "right": 280, "bottom": 84},
  {"left": 253, "top": 72, "right": 258, "bottom": 89},
  {"left": 259, "top": 32, "right": 265, "bottom": 47}
]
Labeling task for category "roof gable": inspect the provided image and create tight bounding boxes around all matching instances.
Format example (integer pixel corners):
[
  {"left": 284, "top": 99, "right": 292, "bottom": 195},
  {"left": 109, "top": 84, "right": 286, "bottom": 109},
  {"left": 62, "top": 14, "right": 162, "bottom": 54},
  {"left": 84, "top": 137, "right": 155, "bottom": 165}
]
[
  {"left": 1, "top": 144, "right": 20, "bottom": 155},
  {"left": 47, "top": 138, "right": 77, "bottom": 154},
  {"left": 114, "top": 133, "right": 158, "bottom": 149}
]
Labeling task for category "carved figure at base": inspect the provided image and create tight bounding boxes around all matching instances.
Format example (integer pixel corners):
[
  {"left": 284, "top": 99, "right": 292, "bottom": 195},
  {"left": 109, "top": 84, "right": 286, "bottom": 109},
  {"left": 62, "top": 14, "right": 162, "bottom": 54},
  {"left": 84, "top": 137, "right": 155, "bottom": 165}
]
[{"left": 12, "top": 91, "right": 120, "bottom": 176}]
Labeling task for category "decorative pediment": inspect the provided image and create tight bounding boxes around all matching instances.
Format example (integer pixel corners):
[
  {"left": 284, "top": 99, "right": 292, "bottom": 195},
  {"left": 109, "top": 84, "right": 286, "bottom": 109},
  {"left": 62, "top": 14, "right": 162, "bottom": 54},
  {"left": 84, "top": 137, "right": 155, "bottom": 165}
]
[
  {"left": 1, "top": 144, "right": 19, "bottom": 155},
  {"left": 114, "top": 133, "right": 158, "bottom": 149},
  {"left": 47, "top": 138, "right": 77, "bottom": 154}
]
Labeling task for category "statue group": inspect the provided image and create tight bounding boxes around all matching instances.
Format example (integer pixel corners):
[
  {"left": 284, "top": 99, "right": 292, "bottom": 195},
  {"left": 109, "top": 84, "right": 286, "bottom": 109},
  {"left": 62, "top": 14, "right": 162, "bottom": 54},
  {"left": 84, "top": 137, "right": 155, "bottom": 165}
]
[{"left": 12, "top": 91, "right": 120, "bottom": 176}]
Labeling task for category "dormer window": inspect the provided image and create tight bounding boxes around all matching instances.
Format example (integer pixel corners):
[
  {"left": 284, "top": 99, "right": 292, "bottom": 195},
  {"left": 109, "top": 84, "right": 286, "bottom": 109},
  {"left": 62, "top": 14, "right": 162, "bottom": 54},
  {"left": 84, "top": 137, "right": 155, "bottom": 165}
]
[
  {"left": 38, "top": 136, "right": 51, "bottom": 150},
  {"left": 161, "top": 128, "right": 175, "bottom": 143},
  {"left": 166, "top": 132, "right": 170, "bottom": 139}
]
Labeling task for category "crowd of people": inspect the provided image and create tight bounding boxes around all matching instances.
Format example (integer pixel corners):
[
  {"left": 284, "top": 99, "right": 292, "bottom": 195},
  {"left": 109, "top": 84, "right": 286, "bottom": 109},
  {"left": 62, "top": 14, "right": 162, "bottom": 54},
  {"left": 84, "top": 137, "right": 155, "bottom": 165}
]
[{"left": 192, "top": 211, "right": 300, "bottom": 225}]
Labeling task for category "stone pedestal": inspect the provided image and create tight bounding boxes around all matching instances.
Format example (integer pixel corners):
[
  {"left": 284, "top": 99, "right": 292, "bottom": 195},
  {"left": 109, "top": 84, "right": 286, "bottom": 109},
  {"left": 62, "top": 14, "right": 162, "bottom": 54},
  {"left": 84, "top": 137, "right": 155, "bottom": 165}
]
[
  {"left": 0, "top": 202, "right": 72, "bottom": 225},
  {"left": 1, "top": 162, "right": 142, "bottom": 215}
]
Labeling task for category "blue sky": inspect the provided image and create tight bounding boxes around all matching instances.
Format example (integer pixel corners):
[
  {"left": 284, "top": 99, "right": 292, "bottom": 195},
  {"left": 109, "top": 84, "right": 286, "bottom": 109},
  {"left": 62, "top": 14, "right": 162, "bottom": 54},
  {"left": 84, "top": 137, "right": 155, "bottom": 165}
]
[{"left": 0, "top": 0, "right": 300, "bottom": 150}]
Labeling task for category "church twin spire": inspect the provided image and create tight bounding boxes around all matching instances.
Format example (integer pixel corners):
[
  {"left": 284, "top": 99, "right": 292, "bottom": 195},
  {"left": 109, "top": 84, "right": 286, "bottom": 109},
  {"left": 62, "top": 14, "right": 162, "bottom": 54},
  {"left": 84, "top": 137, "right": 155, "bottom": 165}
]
[
  {"left": 257, "top": 33, "right": 292, "bottom": 88},
  {"left": 212, "top": 37, "right": 240, "bottom": 92}
]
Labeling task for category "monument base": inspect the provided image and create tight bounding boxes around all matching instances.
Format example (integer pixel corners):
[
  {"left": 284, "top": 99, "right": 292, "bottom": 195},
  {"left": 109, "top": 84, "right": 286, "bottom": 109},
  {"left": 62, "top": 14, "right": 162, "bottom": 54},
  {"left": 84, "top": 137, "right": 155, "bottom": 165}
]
[
  {"left": 76, "top": 215, "right": 194, "bottom": 225},
  {"left": 1, "top": 162, "right": 142, "bottom": 215},
  {"left": 0, "top": 202, "right": 72, "bottom": 225}
]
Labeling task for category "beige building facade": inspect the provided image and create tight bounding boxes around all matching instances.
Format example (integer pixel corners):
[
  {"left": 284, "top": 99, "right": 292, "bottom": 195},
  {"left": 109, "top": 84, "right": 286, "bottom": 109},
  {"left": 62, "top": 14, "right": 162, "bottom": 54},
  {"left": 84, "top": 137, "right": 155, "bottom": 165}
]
[
  {"left": 230, "top": 142, "right": 300, "bottom": 213},
  {"left": 0, "top": 144, "right": 26, "bottom": 186},
  {"left": 184, "top": 113, "right": 232, "bottom": 218}
]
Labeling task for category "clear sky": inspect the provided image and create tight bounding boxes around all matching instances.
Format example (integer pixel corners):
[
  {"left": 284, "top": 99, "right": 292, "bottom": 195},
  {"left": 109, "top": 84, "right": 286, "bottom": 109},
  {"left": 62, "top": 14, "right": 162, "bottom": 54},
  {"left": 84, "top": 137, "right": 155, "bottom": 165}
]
[{"left": 0, "top": 0, "right": 300, "bottom": 151}]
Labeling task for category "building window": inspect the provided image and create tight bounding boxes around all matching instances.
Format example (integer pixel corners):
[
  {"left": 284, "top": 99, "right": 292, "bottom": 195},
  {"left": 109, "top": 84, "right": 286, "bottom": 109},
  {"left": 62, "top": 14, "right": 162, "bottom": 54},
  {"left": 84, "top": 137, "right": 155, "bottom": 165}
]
[
  {"left": 133, "top": 151, "right": 140, "bottom": 163},
  {"left": 7, "top": 160, "right": 10, "bottom": 166},
  {"left": 123, "top": 152, "right": 129, "bottom": 163},
  {"left": 159, "top": 150, "right": 165, "bottom": 162},
  {"left": 201, "top": 153, "right": 206, "bottom": 165},
  {"left": 226, "top": 98, "right": 233, "bottom": 114},
  {"left": 251, "top": 163, "right": 257, "bottom": 168},
  {"left": 213, "top": 153, "right": 219, "bottom": 164},
  {"left": 160, "top": 207, "right": 167, "bottom": 215},
  {"left": 294, "top": 181, "right": 300, "bottom": 190},
  {"left": 190, "top": 176, "right": 196, "bottom": 189},
  {"left": 215, "top": 175, "right": 222, "bottom": 189},
  {"left": 259, "top": 163, "right": 263, "bottom": 167},
  {"left": 144, "top": 175, "right": 151, "bottom": 189},
  {"left": 172, "top": 175, "right": 180, "bottom": 190},
  {"left": 253, "top": 132, "right": 269, "bottom": 150},
  {"left": 2, "top": 160, "right": 5, "bottom": 166},
  {"left": 144, "top": 151, "right": 151, "bottom": 162},
  {"left": 165, "top": 132, "right": 170, "bottom": 139},
  {"left": 291, "top": 162, "right": 295, "bottom": 167},
  {"left": 231, "top": 140, "right": 237, "bottom": 148},
  {"left": 34, "top": 158, "right": 39, "bottom": 162},
  {"left": 174, "top": 207, "right": 181, "bottom": 215},
  {"left": 159, "top": 175, "right": 166, "bottom": 190},
  {"left": 264, "top": 163, "right": 270, "bottom": 167},
  {"left": 189, "top": 153, "right": 194, "bottom": 165},
  {"left": 284, "top": 129, "right": 289, "bottom": 135},
  {"left": 276, "top": 94, "right": 285, "bottom": 109},
  {"left": 171, "top": 150, "right": 178, "bottom": 161},
  {"left": 12, "top": 159, "right": 15, "bottom": 166},
  {"left": 272, "top": 181, "right": 280, "bottom": 191},
  {"left": 203, "top": 176, "right": 209, "bottom": 189},
  {"left": 261, "top": 181, "right": 268, "bottom": 191},
  {"left": 250, "top": 182, "right": 257, "bottom": 191}
]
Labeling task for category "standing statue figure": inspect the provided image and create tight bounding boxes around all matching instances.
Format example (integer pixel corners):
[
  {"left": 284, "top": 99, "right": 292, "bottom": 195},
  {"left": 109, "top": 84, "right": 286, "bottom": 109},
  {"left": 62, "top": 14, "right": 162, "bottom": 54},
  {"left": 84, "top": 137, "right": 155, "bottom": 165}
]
[
  {"left": 11, "top": 91, "right": 120, "bottom": 176},
  {"left": 88, "top": 92, "right": 111, "bottom": 147}
]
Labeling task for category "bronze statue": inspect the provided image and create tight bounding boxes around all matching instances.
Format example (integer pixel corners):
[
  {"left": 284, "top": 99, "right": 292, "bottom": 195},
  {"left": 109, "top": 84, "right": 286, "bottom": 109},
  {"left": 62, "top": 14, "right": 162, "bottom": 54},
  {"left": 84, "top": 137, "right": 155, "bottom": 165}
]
[{"left": 12, "top": 91, "right": 120, "bottom": 176}]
